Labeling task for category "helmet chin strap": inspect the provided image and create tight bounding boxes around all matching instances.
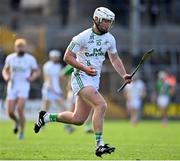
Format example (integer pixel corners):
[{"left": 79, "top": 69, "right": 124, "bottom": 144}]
[{"left": 93, "top": 19, "right": 107, "bottom": 35}]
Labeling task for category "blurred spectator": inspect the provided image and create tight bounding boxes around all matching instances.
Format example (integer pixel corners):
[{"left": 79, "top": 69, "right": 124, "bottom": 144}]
[
  {"left": 148, "top": 0, "right": 160, "bottom": 26},
  {"left": 0, "top": 48, "right": 6, "bottom": 82},
  {"left": 10, "top": 0, "right": 21, "bottom": 30},
  {"left": 124, "top": 74, "right": 146, "bottom": 127},
  {"left": 58, "top": 0, "right": 70, "bottom": 27},
  {"left": 156, "top": 71, "right": 171, "bottom": 127},
  {"left": 165, "top": 69, "right": 177, "bottom": 102},
  {"left": 164, "top": 0, "right": 172, "bottom": 23},
  {"left": 108, "top": 0, "right": 130, "bottom": 27},
  {"left": 139, "top": 0, "right": 148, "bottom": 25}
]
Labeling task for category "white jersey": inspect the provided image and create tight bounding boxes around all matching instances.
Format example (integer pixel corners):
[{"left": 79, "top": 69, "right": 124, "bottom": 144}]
[
  {"left": 125, "top": 79, "right": 145, "bottom": 101},
  {"left": 125, "top": 79, "right": 145, "bottom": 109},
  {"left": 69, "top": 28, "right": 117, "bottom": 95},
  {"left": 68, "top": 28, "right": 117, "bottom": 76},
  {"left": 5, "top": 53, "right": 38, "bottom": 88},
  {"left": 43, "top": 61, "right": 62, "bottom": 93}
]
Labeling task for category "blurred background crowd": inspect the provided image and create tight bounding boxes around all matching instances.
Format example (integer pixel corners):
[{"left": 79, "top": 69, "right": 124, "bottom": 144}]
[{"left": 0, "top": 0, "right": 179, "bottom": 121}]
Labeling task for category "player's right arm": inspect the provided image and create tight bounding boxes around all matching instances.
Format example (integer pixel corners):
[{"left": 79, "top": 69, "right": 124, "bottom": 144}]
[
  {"left": 27, "top": 56, "right": 41, "bottom": 82},
  {"left": 63, "top": 50, "right": 96, "bottom": 76},
  {"left": 63, "top": 34, "right": 96, "bottom": 76},
  {"left": 2, "top": 56, "right": 11, "bottom": 82},
  {"left": 2, "top": 65, "right": 10, "bottom": 82}
]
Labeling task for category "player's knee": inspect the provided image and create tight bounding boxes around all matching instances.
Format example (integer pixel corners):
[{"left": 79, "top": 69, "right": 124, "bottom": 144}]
[
  {"left": 74, "top": 121, "right": 84, "bottom": 126},
  {"left": 73, "top": 121, "right": 84, "bottom": 126},
  {"left": 17, "top": 108, "right": 24, "bottom": 116},
  {"left": 72, "top": 117, "right": 85, "bottom": 126},
  {"left": 8, "top": 111, "right": 15, "bottom": 118},
  {"left": 18, "top": 112, "right": 24, "bottom": 118},
  {"left": 97, "top": 102, "right": 107, "bottom": 113}
]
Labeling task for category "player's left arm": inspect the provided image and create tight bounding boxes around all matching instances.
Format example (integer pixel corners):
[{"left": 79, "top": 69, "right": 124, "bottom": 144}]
[
  {"left": 27, "top": 56, "right": 41, "bottom": 82},
  {"left": 108, "top": 53, "right": 132, "bottom": 83},
  {"left": 2, "top": 64, "right": 10, "bottom": 82},
  {"left": 141, "top": 83, "right": 146, "bottom": 99},
  {"left": 28, "top": 68, "right": 41, "bottom": 82}
]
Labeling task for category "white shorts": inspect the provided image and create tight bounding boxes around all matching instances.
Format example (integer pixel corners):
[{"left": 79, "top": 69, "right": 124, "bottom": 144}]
[
  {"left": 127, "top": 99, "right": 142, "bottom": 110},
  {"left": 7, "top": 84, "right": 30, "bottom": 100},
  {"left": 42, "top": 88, "right": 62, "bottom": 101},
  {"left": 157, "top": 95, "right": 170, "bottom": 109},
  {"left": 71, "top": 72, "right": 100, "bottom": 95}
]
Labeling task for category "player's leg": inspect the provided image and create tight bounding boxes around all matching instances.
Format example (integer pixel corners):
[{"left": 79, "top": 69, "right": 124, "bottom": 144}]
[
  {"left": 16, "top": 97, "right": 26, "bottom": 139},
  {"left": 78, "top": 86, "right": 106, "bottom": 144},
  {"left": 132, "top": 109, "right": 139, "bottom": 127},
  {"left": 66, "top": 89, "right": 76, "bottom": 112},
  {"left": 34, "top": 95, "right": 91, "bottom": 133},
  {"left": 7, "top": 99, "right": 19, "bottom": 134},
  {"left": 7, "top": 99, "right": 18, "bottom": 122},
  {"left": 7, "top": 86, "right": 19, "bottom": 134},
  {"left": 66, "top": 90, "right": 76, "bottom": 133},
  {"left": 41, "top": 88, "right": 51, "bottom": 111},
  {"left": 127, "top": 101, "right": 137, "bottom": 126},
  {"left": 129, "top": 108, "right": 134, "bottom": 125},
  {"left": 55, "top": 97, "right": 66, "bottom": 111},
  {"left": 158, "top": 95, "right": 169, "bottom": 126},
  {"left": 130, "top": 105, "right": 140, "bottom": 127},
  {"left": 55, "top": 97, "right": 75, "bottom": 133},
  {"left": 161, "top": 107, "right": 168, "bottom": 127},
  {"left": 136, "top": 108, "right": 141, "bottom": 124},
  {"left": 84, "top": 109, "right": 93, "bottom": 133},
  {"left": 50, "top": 96, "right": 91, "bottom": 124},
  {"left": 16, "top": 86, "right": 30, "bottom": 139},
  {"left": 41, "top": 99, "right": 50, "bottom": 111},
  {"left": 78, "top": 86, "right": 115, "bottom": 156}
]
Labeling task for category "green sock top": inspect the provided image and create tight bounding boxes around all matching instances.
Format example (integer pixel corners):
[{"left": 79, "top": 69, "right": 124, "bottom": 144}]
[
  {"left": 49, "top": 114, "right": 58, "bottom": 122},
  {"left": 95, "top": 132, "right": 103, "bottom": 142}
]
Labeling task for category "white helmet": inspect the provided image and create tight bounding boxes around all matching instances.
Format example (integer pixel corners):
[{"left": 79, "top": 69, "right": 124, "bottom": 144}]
[
  {"left": 93, "top": 7, "right": 115, "bottom": 23},
  {"left": 49, "top": 50, "right": 62, "bottom": 58},
  {"left": 158, "top": 71, "right": 166, "bottom": 79}
]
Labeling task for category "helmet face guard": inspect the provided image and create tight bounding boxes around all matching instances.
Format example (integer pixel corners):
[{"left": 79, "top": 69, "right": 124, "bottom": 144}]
[{"left": 93, "top": 18, "right": 114, "bottom": 34}]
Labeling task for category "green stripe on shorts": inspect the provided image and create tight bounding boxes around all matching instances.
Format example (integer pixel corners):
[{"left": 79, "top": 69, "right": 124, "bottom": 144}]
[{"left": 74, "top": 72, "right": 84, "bottom": 89}]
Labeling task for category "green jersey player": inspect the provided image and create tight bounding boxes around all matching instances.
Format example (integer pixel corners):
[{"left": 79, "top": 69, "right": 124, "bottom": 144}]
[{"left": 34, "top": 7, "right": 132, "bottom": 157}]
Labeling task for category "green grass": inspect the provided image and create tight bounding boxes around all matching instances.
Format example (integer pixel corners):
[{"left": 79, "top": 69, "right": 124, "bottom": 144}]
[{"left": 0, "top": 120, "right": 180, "bottom": 160}]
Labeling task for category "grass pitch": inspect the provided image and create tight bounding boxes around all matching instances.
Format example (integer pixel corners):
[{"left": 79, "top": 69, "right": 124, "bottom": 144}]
[{"left": 0, "top": 120, "right": 179, "bottom": 160}]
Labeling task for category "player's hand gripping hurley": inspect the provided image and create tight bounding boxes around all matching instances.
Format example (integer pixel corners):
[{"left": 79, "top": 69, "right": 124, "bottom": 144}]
[{"left": 117, "top": 49, "right": 154, "bottom": 92}]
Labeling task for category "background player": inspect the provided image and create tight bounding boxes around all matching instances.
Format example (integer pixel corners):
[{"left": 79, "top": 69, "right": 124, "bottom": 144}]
[
  {"left": 42, "top": 50, "right": 74, "bottom": 133},
  {"left": 2, "top": 38, "right": 40, "bottom": 139},
  {"left": 156, "top": 71, "right": 171, "bottom": 127},
  {"left": 124, "top": 74, "right": 146, "bottom": 127}
]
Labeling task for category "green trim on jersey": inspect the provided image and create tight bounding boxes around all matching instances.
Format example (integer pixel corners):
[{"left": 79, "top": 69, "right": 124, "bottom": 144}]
[
  {"left": 74, "top": 72, "right": 84, "bottom": 89},
  {"left": 92, "top": 28, "right": 103, "bottom": 35},
  {"left": 62, "top": 65, "right": 74, "bottom": 76},
  {"left": 68, "top": 42, "right": 76, "bottom": 51},
  {"left": 156, "top": 80, "right": 170, "bottom": 96}
]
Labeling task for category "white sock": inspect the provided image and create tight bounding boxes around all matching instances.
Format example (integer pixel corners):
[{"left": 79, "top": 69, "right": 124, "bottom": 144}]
[
  {"left": 95, "top": 132, "right": 104, "bottom": 148},
  {"left": 44, "top": 113, "right": 59, "bottom": 123},
  {"left": 44, "top": 113, "right": 50, "bottom": 123},
  {"left": 97, "top": 140, "right": 104, "bottom": 148}
]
